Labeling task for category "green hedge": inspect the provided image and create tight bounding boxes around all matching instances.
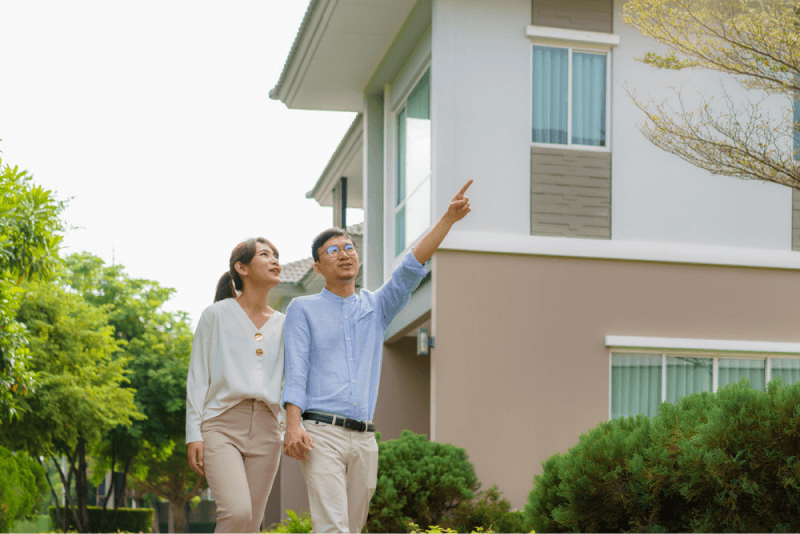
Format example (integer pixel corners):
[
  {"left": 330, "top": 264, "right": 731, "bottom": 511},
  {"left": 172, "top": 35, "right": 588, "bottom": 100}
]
[
  {"left": 526, "top": 378, "right": 800, "bottom": 532},
  {"left": 49, "top": 505, "right": 153, "bottom": 533}
]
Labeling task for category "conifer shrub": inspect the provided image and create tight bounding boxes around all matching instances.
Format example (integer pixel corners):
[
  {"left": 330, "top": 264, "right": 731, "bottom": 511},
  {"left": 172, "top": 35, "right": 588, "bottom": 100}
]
[
  {"left": 366, "top": 430, "right": 479, "bottom": 533},
  {"left": 526, "top": 378, "right": 800, "bottom": 533}
]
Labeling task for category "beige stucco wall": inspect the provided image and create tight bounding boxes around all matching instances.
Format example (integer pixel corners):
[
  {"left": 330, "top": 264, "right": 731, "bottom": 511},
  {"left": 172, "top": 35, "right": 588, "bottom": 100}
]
[
  {"left": 374, "top": 336, "right": 431, "bottom": 440},
  {"left": 431, "top": 249, "right": 800, "bottom": 509}
]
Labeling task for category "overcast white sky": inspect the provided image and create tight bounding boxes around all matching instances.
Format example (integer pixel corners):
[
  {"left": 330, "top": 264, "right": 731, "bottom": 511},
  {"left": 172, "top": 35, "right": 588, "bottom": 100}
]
[{"left": 1, "top": 1, "right": 360, "bottom": 326}]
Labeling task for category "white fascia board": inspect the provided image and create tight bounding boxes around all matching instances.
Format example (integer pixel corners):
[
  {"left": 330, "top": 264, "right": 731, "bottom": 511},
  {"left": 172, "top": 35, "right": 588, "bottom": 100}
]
[
  {"left": 306, "top": 113, "right": 364, "bottom": 206},
  {"left": 439, "top": 231, "right": 800, "bottom": 271},
  {"left": 270, "top": 0, "right": 335, "bottom": 107},
  {"left": 606, "top": 336, "right": 800, "bottom": 354},
  {"left": 526, "top": 25, "right": 620, "bottom": 48}
]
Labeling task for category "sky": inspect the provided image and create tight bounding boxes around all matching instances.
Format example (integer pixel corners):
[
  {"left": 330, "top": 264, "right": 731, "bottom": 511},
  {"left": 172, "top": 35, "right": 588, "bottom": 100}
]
[{"left": 1, "top": 1, "right": 360, "bottom": 326}]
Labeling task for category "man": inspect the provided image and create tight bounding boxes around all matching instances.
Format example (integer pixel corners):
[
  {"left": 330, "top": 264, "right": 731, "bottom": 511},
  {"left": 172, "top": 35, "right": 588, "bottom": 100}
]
[{"left": 283, "top": 180, "right": 473, "bottom": 533}]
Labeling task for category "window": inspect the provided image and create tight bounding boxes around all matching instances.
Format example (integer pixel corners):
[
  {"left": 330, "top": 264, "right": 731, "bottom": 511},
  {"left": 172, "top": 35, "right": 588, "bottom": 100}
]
[
  {"left": 611, "top": 352, "right": 800, "bottom": 419},
  {"left": 532, "top": 45, "right": 608, "bottom": 147},
  {"left": 395, "top": 68, "right": 431, "bottom": 257}
]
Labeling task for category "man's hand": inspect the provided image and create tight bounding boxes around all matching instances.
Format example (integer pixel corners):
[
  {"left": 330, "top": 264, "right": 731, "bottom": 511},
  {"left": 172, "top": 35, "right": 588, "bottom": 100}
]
[
  {"left": 413, "top": 179, "right": 474, "bottom": 265},
  {"left": 284, "top": 424, "right": 314, "bottom": 461},
  {"left": 442, "top": 179, "right": 472, "bottom": 224},
  {"left": 187, "top": 441, "right": 205, "bottom": 476}
]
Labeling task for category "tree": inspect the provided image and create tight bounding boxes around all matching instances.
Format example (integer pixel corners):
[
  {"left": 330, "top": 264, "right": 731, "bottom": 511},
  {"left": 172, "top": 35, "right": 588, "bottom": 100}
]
[
  {"left": 0, "top": 278, "right": 143, "bottom": 533},
  {"left": 623, "top": 0, "right": 800, "bottom": 189},
  {"left": 65, "top": 253, "right": 204, "bottom": 533},
  {"left": 0, "top": 150, "right": 64, "bottom": 418}
]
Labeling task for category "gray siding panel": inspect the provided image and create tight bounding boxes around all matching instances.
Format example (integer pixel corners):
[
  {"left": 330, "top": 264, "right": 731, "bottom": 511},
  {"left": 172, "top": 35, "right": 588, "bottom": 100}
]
[
  {"left": 531, "top": 146, "right": 611, "bottom": 239},
  {"left": 531, "top": 0, "right": 613, "bottom": 33},
  {"left": 793, "top": 189, "right": 800, "bottom": 251}
]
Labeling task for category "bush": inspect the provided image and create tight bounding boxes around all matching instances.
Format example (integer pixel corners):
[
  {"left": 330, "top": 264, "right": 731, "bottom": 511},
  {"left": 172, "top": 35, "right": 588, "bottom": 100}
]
[
  {"left": 366, "top": 430, "right": 479, "bottom": 533},
  {"left": 444, "top": 485, "right": 529, "bottom": 533},
  {"left": 264, "top": 509, "right": 313, "bottom": 533},
  {"left": 48, "top": 505, "right": 154, "bottom": 533},
  {"left": 0, "top": 447, "right": 47, "bottom": 532},
  {"left": 526, "top": 378, "right": 800, "bottom": 533}
]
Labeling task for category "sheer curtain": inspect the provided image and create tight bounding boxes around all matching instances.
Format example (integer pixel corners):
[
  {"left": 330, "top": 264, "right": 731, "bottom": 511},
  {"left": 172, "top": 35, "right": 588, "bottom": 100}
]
[
  {"left": 718, "top": 359, "right": 765, "bottom": 390},
  {"left": 771, "top": 358, "right": 800, "bottom": 386},
  {"left": 572, "top": 52, "right": 606, "bottom": 146},
  {"left": 532, "top": 45, "right": 568, "bottom": 144},
  {"left": 611, "top": 354, "right": 662, "bottom": 418},
  {"left": 666, "top": 356, "right": 712, "bottom": 404}
]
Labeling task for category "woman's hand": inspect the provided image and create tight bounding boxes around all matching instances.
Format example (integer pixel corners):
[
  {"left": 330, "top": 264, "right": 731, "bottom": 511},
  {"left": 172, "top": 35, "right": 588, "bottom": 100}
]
[{"left": 187, "top": 441, "right": 205, "bottom": 476}]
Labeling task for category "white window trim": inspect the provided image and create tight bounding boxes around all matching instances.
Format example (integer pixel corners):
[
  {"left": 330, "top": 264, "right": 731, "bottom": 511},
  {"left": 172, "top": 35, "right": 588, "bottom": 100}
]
[
  {"left": 385, "top": 28, "right": 432, "bottom": 278},
  {"left": 606, "top": 336, "right": 800, "bottom": 354},
  {"left": 526, "top": 25, "right": 620, "bottom": 49},
  {"left": 607, "top": 336, "right": 800, "bottom": 419},
  {"left": 529, "top": 27, "right": 616, "bottom": 152}
]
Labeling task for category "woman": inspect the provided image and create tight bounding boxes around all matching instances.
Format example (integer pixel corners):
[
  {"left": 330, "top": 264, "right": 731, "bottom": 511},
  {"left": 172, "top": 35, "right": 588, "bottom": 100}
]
[{"left": 186, "top": 237, "right": 285, "bottom": 533}]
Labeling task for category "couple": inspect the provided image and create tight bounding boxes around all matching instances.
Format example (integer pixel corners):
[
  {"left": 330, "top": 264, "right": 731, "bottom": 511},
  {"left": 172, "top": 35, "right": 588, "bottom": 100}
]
[{"left": 186, "top": 180, "right": 473, "bottom": 533}]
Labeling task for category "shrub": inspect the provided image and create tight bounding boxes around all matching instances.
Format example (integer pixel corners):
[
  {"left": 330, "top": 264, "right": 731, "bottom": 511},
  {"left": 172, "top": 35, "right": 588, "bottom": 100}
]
[
  {"left": 264, "top": 509, "right": 313, "bottom": 533},
  {"left": 48, "top": 505, "right": 154, "bottom": 533},
  {"left": 526, "top": 378, "right": 800, "bottom": 533},
  {"left": 366, "top": 430, "right": 479, "bottom": 533},
  {"left": 444, "top": 485, "right": 529, "bottom": 533},
  {"left": 0, "top": 446, "right": 47, "bottom": 532}
]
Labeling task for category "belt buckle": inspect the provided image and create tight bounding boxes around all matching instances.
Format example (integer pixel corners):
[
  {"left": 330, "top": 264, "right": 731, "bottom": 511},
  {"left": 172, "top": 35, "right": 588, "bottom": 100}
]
[{"left": 343, "top": 418, "right": 365, "bottom": 432}]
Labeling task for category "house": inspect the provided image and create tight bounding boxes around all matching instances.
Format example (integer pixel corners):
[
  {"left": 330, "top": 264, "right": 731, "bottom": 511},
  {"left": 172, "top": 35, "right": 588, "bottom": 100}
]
[{"left": 267, "top": 0, "right": 800, "bottom": 513}]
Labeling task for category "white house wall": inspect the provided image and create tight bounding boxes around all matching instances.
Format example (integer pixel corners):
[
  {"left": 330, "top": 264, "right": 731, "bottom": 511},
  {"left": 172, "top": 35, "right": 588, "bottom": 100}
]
[
  {"left": 611, "top": 0, "right": 792, "bottom": 250},
  {"left": 429, "top": 0, "right": 793, "bottom": 251},
  {"left": 431, "top": 0, "right": 533, "bottom": 235}
]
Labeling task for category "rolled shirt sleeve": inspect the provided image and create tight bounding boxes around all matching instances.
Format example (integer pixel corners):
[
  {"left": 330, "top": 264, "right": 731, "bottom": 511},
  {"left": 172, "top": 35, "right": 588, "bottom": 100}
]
[{"left": 283, "top": 299, "right": 312, "bottom": 413}]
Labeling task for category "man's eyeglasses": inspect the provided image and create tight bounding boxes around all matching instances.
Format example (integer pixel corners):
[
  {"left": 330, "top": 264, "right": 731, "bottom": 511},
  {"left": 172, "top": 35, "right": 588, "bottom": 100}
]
[{"left": 324, "top": 243, "right": 357, "bottom": 257}]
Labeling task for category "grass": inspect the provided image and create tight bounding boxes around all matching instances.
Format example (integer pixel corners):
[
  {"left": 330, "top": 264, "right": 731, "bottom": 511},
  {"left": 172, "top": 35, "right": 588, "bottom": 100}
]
[{"left": 10, "top": 515, "right": 51, "bottom": 533}]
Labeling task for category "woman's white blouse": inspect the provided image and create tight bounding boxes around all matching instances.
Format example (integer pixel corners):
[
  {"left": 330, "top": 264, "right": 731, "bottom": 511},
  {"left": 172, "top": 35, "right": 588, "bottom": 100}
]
[{"left": 185, "top": 298, "right": 286, "bottom": 443}]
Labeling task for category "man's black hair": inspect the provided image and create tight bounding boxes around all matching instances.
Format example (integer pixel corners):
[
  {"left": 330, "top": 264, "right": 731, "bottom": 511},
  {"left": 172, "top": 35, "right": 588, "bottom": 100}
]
[{"left": 311, "top": 227, "right": 352, "bottom": 262}]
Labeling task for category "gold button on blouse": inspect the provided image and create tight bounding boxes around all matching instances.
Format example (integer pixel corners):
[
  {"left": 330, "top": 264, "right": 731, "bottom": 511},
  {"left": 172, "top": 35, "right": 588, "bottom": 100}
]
[
  {"left": 256, "top": 348, "right": 264, "bottom": 356},
  {"left": 255, "top": 333, "right": 263, "bottom": 341}
]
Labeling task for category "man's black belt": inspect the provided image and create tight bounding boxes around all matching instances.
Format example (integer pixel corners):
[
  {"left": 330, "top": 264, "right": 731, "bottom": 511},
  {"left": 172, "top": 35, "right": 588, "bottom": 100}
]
[{"left": 302, "top": 412, "right": 375, "bottom": 432}]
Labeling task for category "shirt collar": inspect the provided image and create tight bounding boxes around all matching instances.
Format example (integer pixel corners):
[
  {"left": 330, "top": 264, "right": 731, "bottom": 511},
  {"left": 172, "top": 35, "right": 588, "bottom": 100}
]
[{"left": 321, "top": 287, "right": 358, "bottom": 303}]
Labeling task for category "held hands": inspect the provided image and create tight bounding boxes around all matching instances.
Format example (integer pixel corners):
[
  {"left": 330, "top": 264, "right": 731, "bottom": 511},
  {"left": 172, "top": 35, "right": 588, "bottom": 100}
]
[
  {"left": 284, "top": 425, "right": 314, "bottom": 461},
  {"left": 187, "top": 441, "right": 205, "bottom": 476},
  {"left": 442, "top": 179, "right": 473, "bottom": 225}
]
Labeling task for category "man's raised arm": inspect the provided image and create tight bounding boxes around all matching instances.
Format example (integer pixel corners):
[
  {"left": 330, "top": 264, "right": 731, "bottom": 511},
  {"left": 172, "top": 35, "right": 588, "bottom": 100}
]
[{"left": 412, "top": 179, "right": 473, "bottom": 265}]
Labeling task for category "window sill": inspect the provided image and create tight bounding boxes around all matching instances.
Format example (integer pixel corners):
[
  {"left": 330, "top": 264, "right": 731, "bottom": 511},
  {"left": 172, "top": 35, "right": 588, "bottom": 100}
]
[
  {"left": 531, "top": 141, "right": 610, "bottom": 153},
  {"left": 526, "top": 25, "right": 620, "bottom": 48}
]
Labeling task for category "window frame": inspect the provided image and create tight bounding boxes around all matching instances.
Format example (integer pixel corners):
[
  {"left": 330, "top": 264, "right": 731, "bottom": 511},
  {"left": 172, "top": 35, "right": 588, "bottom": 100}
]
[
  {"left": 527, "top": 26, "right": 617, "bottom": 153},
  {"left": 608, "top": 348, "right": 800, "bottom": 419},
  {"left": 385, "top": 39, "right": 432, "bottom": 274}
]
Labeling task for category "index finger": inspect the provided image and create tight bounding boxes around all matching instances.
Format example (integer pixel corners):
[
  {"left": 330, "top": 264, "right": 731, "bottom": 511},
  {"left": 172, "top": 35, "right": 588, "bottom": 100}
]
[{"left": 456, "top": 179, "right": 473, "bottom": 198}]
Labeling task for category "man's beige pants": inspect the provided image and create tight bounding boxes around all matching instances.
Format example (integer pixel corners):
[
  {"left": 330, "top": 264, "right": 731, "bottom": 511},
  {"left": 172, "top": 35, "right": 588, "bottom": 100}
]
[
  {"left": 201, "top": 399, "right": 282, "bottom": 533},
  {"left": 300, "top": 419, "right": 379, "bottom": 533}
]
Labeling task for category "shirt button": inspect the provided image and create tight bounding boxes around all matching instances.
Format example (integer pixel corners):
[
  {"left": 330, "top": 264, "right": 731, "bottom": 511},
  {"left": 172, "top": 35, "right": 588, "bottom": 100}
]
[
  {"left": 256, "top": 349, "right": 263, "bottom": 356},
  {"left": 347, "top": 338, "right": 350, "bottom": 341},
  {"left": 353, "top": 403, "right": 357, "bottom": 406},
  {"left": 344, "top": 316, "right": 348, "bottom": 319},
  {"left": 352, "top": 380, "right": 355, "bottom": 383},
  {"left": 255, "top": 333, "right": 263, "bottom": 341}
]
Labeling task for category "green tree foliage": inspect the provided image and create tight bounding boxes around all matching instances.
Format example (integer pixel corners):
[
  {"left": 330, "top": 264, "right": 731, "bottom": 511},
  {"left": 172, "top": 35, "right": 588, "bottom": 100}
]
[
  {"left": 622, "top": 0, "right": 800, "bottom": 189},
  {"left": 366, "top": 430, "right": 480, "bottom": 533},
  {"left": 526, "top": 378, "right": 800, "bottom": 533},
  {"left": 0, "top": 278, "right": 142, "bottom": 533},
  {"left": 0, "top": 446, "right": 47, "bottom": 532},
  {"left": 64, "top": 253, "right": 202, "bottom": 533},
  {"left": 0, "top": 151, "right": 64, "bottom": 418}
]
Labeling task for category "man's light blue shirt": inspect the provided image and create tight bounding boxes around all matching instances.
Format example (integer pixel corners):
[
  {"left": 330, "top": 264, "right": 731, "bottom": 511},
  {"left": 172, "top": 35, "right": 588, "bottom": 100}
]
[{"left": 283, "top": 251, "right": 426, "bottom": 422}]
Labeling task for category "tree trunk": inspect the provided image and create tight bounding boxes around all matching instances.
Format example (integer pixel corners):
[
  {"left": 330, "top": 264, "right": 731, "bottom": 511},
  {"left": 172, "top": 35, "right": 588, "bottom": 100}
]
[
  {"left": 169, "top": 499, "right": 187, "bottom": 533},
  {"left": 152, "top": 495, "right": 160, "bottom": 533},
  {"left": 76, "top": 437, "right": 89, "bottom": 533}
]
